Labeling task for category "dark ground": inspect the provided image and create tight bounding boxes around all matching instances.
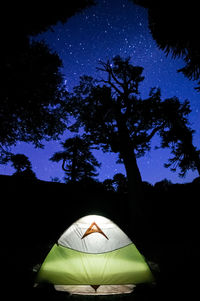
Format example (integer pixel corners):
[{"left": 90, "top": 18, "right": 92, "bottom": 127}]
[{"left": 1, "top": 175, "right": 199, "bottom": 301}]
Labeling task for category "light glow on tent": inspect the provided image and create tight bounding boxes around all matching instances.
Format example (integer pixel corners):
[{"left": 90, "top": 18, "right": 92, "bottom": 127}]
[{"left": 36, "top": 215, "right": 155, "bottom": 295}]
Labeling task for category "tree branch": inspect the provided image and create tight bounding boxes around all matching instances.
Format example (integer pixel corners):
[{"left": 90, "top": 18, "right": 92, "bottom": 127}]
[
  {"left": 97, "top": 60, "right": 125, "bottom": 92},
  {"left": 98, "top": 78, "right": 123, "bottom": 97},
  {"left": 62, "top": 158, "right": 68, "bottom": 172},
  {"left": 145, "top": 124, "right": 164, "bottom": 143}
]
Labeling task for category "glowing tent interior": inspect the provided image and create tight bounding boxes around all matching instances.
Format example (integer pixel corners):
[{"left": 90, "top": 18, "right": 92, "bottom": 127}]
[{"left": 35, "top": 215, "right": 154, "bottom": 295}]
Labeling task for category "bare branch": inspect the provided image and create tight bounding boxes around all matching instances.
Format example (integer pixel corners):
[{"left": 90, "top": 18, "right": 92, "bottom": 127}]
[
  {"left": 98, "top": 60, "right": 124, "bottom": 89},
  {"left": 97, "top": 78, "right": 123, "bottom": 97},
  {"left": 145, "top": 124, "right": 165, "bottom": 143}
]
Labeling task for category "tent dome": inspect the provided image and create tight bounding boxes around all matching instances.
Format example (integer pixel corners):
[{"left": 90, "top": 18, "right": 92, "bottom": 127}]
[
  {"left": 35, "top": 214, "right": 154, "bottom": 295},
  {"left": 58, "top": 214, "right": 132, "bottom": 253}
]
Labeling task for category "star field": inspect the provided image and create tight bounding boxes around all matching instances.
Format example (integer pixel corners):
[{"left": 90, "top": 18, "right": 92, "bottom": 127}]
[{"left": 0, "top": 0, "right": 199, "bottom": 184}]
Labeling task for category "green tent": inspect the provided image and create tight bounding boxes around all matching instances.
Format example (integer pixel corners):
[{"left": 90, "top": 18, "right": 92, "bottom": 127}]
[{"left": 35, "top": 215, "right": 154, "bottom": 295}]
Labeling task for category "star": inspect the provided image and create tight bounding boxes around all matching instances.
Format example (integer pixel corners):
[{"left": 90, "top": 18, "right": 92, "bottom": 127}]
[{"left": 1, "top": 0, "right": 199, "bottom": 185}]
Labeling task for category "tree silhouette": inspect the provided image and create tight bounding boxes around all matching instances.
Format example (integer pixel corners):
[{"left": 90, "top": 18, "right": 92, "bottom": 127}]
[
  {"left": 2, "top": 1, "right": 94, "bottom": 41},
  {"left": 102, "top": 179, "right": 115, "bottom": 192},
  {"left": 158, "top": 101, "right": 200, "bottom": 176},
  {"left": 50, "top": 136, "right": 101, "bottom": 183},
  {"left": 133, "top": 0, "right": 200, "bottom": 91},
  {"left": 66, "top": 55, "right": 191, "bottom": 216},
  {"left": 10, "top": 154, "right": 36, "bottom": 179},
  {"left": 165, "top": 138, "right": 200, "bottom": 177},
  {"left": 1, "top": 42, "right": 67, "bottom": 151},
  {"left": 102, "top": 173, "right": 127, "bottom": 193},
  {"left": 113, "top": 173, "right": 128, "bottom": 194},
  {"left": 0, "top": 0, "right": 94, "bottom": 160},
  {"left": 154, "top": 178, "right": 173, "bottom": 192}
]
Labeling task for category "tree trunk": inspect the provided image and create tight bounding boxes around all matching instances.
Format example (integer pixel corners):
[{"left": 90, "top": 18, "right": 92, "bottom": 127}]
[
  {"left": 120, "top": 148, "right": 144, "bottom": 242},
  {"left": 121, "top": 149, "right": 143, "bottom": 210},
  {"left": 116, "top": 110, "right": 142, "bottom": 208},
  {"left": 115, "top": 108, "right": 144, "bottom": 241}
]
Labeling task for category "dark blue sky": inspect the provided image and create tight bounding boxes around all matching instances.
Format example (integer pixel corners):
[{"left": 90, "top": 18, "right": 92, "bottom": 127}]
[{"left": 1, "top": 0, "right": 199, "bottom": 184}]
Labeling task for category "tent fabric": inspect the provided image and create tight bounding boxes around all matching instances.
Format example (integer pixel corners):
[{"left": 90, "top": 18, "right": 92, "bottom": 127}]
[
  {"left": 36, "top": 215, "right": 154, "bottom": 294},
  {"left": 36, "top": 243, "right": 154, "bottom": 285},
  {"left": 58, "top": 215, "right": 132, "bottom": 253}
]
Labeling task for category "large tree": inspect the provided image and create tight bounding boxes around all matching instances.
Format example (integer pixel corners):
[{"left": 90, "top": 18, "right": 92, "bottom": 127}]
[
  {"left": 66, "top": 56, "right": 191, "bottom": 218},
  {"left": 0, "top": 0, "right": 94, "bottom": 160},
  {"left": 50, "top": 136, "right": 101, "bottom": 183},
  {"left": 133, "top": 0, "right": 200, "bottom": 91}
]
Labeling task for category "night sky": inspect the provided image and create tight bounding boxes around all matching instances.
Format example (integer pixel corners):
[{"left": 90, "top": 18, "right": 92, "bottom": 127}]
[{"left": 1, "top": 0, "right": 199, "bottom": 184}]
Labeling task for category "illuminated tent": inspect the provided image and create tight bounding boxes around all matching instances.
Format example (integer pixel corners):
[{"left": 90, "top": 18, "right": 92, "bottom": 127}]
[{"left": 35, "top": 215, "right": 154, "bottom": 295}]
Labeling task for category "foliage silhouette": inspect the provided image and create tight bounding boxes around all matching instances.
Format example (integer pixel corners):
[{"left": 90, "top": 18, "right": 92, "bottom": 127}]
[
  {"left": 2, "top": 1, "right": 94, "bottom": 35},
  {"left": 151, "top": 96, "right": 200, "bottom": 177},
  {"left": 0, "top": 0, "right": 94, "bottom": 160},
  {"left": 133, "top": 0, "right": 200, "bottom": 91},
  {"left": 50, "top": 135, "right": 101, "bottom": 183},
  {"left": 154, "top": 178, "right": 173, "bottom": 192},
  {"left": 103, "top": 173, "right": 128, "bottom": 194},
  {"left": 65, "top": 55, "right": 192, "bottom": 218},
  {"left": 161, "top": 116, "right": 200, "bottom": 177},
  {"left": 10, "top": 153, "right": 36, "bottom": 179},
  {"left": 103, "top": 178, "right": 116, "bottom": 192},
  {"left": 1, "top": 41, "right": 67, "bottom": 150},
  {"left": 113, "top": 173, "right": 128, "bottom": 193}
]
